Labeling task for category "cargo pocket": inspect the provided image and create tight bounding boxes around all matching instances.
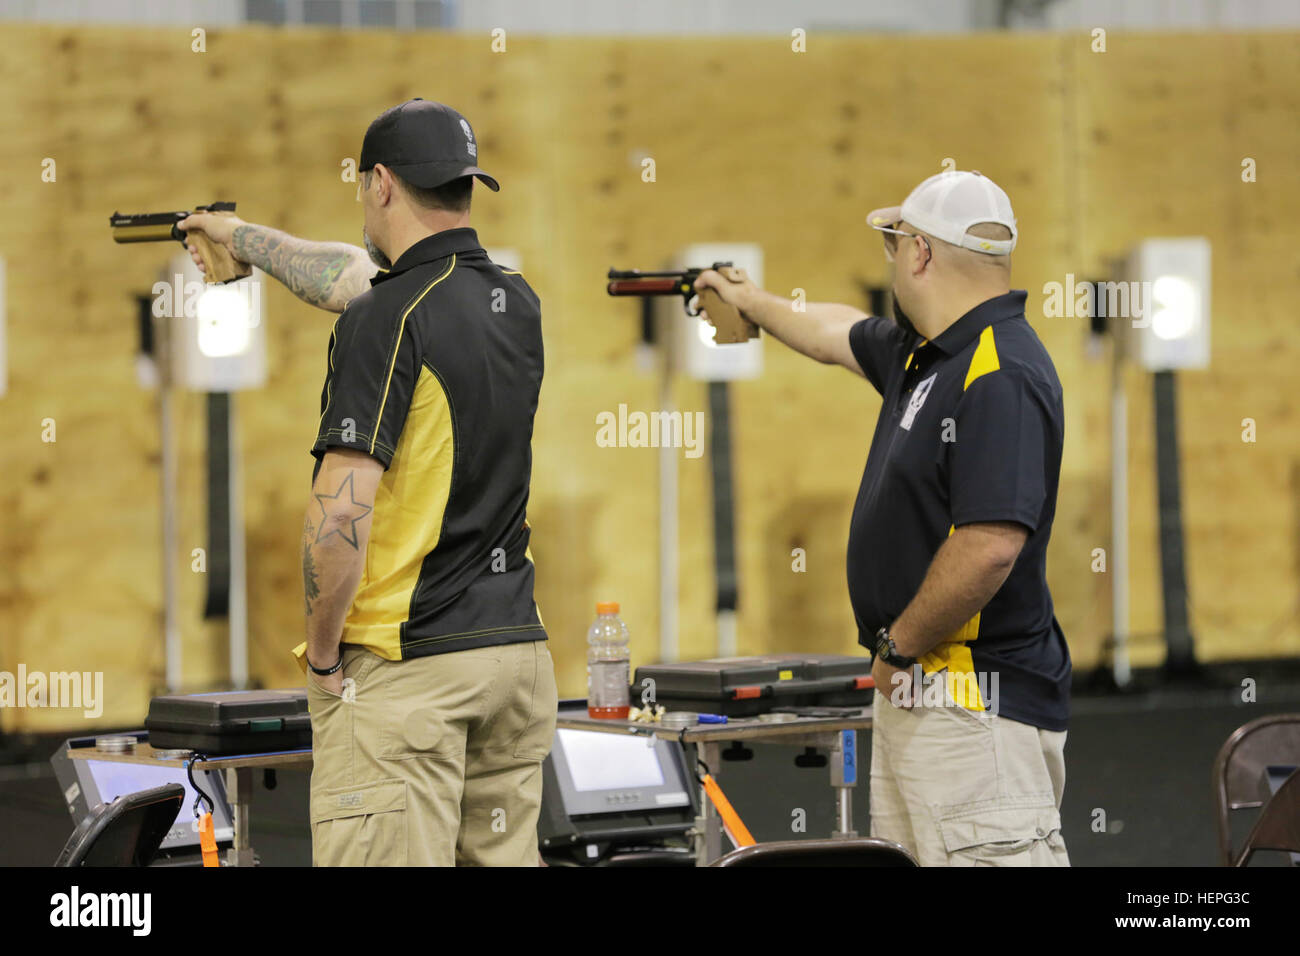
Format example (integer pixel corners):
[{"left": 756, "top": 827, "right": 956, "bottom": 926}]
[
  {"left": 938, "top": 804, "right": 1061, "bottom": 867},
  {"left": 310, "top": 778, "right": 407, "bottom": 867}
]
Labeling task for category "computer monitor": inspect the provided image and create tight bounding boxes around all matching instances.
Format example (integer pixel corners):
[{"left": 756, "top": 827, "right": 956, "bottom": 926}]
[
  {"left": 51, "top": 736, "right": 234, "bottom": 853},
  {"left": 548, "top": 727, "right": 692, "bottom": 817}
]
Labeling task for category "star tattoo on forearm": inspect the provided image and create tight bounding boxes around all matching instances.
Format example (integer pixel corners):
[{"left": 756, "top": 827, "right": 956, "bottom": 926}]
[{"left": 313, "top": 471, "right": 373, "bottom": 549}]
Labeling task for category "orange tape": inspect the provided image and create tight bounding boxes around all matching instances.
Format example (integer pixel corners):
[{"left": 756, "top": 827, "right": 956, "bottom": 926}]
[
  {"left": 701, "top": 773, "right": 755, "bottom": 848},
  {"left": 198, "top": 812, "right": 220, "bottom": 868}
]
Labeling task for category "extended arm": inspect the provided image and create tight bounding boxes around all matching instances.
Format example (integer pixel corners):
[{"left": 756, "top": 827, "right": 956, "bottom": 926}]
[
  {"left": 693, "top": 269, "right": 867, "bottom": 374},
  {"left": 179, "top": 212, "right": 377, "bottom": 313}
]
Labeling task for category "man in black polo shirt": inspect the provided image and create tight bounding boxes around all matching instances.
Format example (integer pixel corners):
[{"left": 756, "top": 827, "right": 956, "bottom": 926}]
[
  {"left": 695, "top": 170, "right": 1070, "bottom": 866},
  {"left": 179, "top": 100, "right": 556, "bottom": 866}
]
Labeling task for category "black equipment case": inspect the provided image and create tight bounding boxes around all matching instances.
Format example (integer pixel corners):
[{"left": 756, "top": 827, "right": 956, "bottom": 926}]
[
  {"left": 145, "top": 689, "right": 311, "bottom": 755},
  {"left": 633, "top": 654, "right": 875, "bottom": 717}
]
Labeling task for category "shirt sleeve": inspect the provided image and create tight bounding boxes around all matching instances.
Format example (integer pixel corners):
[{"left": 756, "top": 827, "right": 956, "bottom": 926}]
[
  {"left": 948, "top": 369, "right": 1050, "bottom": 533},
  {"left": 312, "top": 302, "right": 421, "bottom": 470},
  {"left": 848, "top": 316, "right": 910, "bottom": 396}
]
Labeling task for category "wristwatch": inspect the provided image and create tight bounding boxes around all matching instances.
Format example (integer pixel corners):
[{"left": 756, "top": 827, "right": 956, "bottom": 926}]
[{"left": 872, "top": 625, "right": 917, "bottom": 669}]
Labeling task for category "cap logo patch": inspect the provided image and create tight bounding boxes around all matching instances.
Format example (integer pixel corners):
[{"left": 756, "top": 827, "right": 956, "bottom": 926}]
[{"left": 460, "top": 118, "right": 477, "bottom": 158}]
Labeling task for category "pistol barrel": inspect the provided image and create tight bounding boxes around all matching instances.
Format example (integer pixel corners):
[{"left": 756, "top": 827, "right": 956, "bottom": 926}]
[
  {"left": 110, "top": 224, "right": 183, "bottom": 243},
  {"left": 109, "top": 211, "right": 186, "bottom": 244},
  {"left": 108, "top": 202, "right": 237, "bottom": 245},
  {"left": 606, "top": 277, "right": 690, "bottom": 296}
]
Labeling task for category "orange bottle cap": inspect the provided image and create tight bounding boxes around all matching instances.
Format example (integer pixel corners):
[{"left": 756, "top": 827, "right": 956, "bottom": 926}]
[{"left": 596, "top": 601, "right": 620, "bottom": 615}]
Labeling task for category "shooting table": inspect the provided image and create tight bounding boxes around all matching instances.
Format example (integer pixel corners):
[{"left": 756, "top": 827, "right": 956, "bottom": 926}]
[
  {"left": 72, "top": 710, "right": 876, "bottom": 867},
  {"left": 555, "top": 706, "right": 874, "bottom": 865},
  {"left": 67, "top": 740, "right": 311, "bottom": 867}
]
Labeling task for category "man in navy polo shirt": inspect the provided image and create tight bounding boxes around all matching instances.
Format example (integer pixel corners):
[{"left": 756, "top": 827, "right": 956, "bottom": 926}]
[{"left": 695, "top": 170, "right": 1070, "bottom": 866}]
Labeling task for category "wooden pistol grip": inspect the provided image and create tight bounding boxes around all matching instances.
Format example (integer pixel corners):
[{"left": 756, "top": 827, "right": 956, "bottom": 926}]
[
  {"left": 698, "top": 287, "right": 751, "bottom": 344},
  {"left": 190, "top": 211, "right": 251, "bottom": 284},
  {"left": 702, "top": 266, "right": 760, "bottom": 343}
]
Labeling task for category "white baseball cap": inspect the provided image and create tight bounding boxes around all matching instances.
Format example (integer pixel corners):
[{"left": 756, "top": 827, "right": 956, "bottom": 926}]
[{"left": 866, "top": 170, "right": 1017, "bottom": 255}]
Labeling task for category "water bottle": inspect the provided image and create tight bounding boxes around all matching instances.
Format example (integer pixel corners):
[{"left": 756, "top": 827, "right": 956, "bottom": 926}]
[{"left": 587, "top": 602, "right": 630, "bottom": 719}]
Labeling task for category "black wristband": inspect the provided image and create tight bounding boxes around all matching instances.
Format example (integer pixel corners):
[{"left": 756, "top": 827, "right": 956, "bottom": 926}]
[
  {"left": 307, "top": 651, "right": 343, "bottom": 676},
  {"left": 873, "top": 626, "right": 917, "bottom": 669}
]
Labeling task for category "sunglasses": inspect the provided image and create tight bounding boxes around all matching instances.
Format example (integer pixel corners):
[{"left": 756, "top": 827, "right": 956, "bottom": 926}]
[{"left": 876, "top": 223, "right": 929, "bottom": 263}]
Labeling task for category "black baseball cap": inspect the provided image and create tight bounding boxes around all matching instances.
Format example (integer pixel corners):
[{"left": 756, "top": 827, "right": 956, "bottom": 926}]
[{"left": 359, "top": 98, "right": 500, "bottom": 192}]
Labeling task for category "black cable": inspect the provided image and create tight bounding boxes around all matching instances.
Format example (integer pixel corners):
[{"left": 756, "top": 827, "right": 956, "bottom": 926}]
[
  {"left": 676, "top": 727, "right": 710, "bottom": 782},
  {"left": 187, "top": 753, "right": 214, "bottom": 818}
]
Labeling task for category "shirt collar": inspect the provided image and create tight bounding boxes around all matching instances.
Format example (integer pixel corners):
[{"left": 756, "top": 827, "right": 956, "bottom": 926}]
[
  {"left": 371, "top": 227, "right": 482, "bottom": 285},
  {"left": 927, "top": 289, "right": 1027, "bottom": 356}
]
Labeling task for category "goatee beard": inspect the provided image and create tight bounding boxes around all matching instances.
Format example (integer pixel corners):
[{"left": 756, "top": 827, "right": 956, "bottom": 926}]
[
  {"left": 891, "top": 290, "right": 921, "bottom": 341},
  {"left": 363, "top": 230, "right": 392, "bottom": 270}
]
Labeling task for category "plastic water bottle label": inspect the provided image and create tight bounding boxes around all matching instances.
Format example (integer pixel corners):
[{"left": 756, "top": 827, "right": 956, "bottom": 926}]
[{"left": 589, "top": 659, "right": 630, "bottom": 708}]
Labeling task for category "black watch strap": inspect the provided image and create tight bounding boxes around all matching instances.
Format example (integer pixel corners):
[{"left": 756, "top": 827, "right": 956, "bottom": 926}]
[
  {"left": 307, "top": 651, "right": 343, "bottom": 676},
  {"left": 873, "top": 626, "right": 916, "bottom": 668}
]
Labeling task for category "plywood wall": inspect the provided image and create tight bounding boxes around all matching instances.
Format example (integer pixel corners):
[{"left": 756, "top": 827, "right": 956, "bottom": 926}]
[{"left": 0, "top": 25, "right": 1295, "bottom": 730}]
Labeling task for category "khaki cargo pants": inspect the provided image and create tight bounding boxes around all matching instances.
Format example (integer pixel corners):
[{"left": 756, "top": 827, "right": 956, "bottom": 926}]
[
  {"left": 869, "top": 670, "right": 1070, "bottom": 866},
  {"left": 307, "top": 640, "right": 558, "bottom": 866}
]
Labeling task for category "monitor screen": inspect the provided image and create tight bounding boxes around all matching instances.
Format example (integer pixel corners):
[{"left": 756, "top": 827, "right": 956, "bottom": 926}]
[
  {"left": 558, "top": 728, "right": 667, "bottom": 792},
  {"left": 549, "top": 728, "right": 691, "bottom": 817}
]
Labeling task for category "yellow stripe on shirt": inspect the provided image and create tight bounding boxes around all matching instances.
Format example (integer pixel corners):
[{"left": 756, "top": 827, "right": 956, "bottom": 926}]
[{"left": 370, "top": 254, "right": 457, "bottom": 457}]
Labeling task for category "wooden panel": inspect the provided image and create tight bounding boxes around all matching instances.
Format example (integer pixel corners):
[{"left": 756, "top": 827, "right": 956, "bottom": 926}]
[
  {"left": 0, "top": 25, "right": 1295, "bottom": 730},
  {"left": 1071, "top": 32, "right": 1300, "bottom": 666}
]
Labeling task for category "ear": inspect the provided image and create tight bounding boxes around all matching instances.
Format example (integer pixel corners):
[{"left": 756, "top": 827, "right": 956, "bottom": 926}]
[
  {"left": 910, "top": 235, "right": 932, "bottom": 276},
  {"left": 372, "top": 164, "right": 395, "bottom": 206}
]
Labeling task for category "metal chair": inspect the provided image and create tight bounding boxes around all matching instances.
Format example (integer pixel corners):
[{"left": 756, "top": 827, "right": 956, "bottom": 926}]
[
  {"left": 54, "top": 783, "right": 185, "bottom": 867},
  {"left": 710, "top": 837, "right": 919, "bottom": 867},
  {"left": 1231, "top": 767, "right": 1300, "bottom": 867},
  {"left": 1211, "top": 713, "right": 1300, "bottom": 865}
]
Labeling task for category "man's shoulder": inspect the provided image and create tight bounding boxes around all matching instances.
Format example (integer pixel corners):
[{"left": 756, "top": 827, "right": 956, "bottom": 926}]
[
  {"left": 852, "top": 314, "right": 914, "bottom": 362},
  {"left": 339, "top": 258, "right": 455, "bottom": 322},
  {"left": 439, "top": 255, "right": 544, "bottom": 322},
  {"left": 342, "top": 254, "right": 542, "bottom": 338},
  {"left": 982, "top": 317, "right": 1062, "bottom": 395},
  {"left": 334, "top": 284, "right": 393, "bottom": 338},
  {"left": 408, "top": 252, "right": 537, "bottom": 307},
  {"left": 856, "top": 313, "right": 911, "bottom": 343},
  {"left": 494, "top": 266, "right": 542, "bottom": 308}
]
